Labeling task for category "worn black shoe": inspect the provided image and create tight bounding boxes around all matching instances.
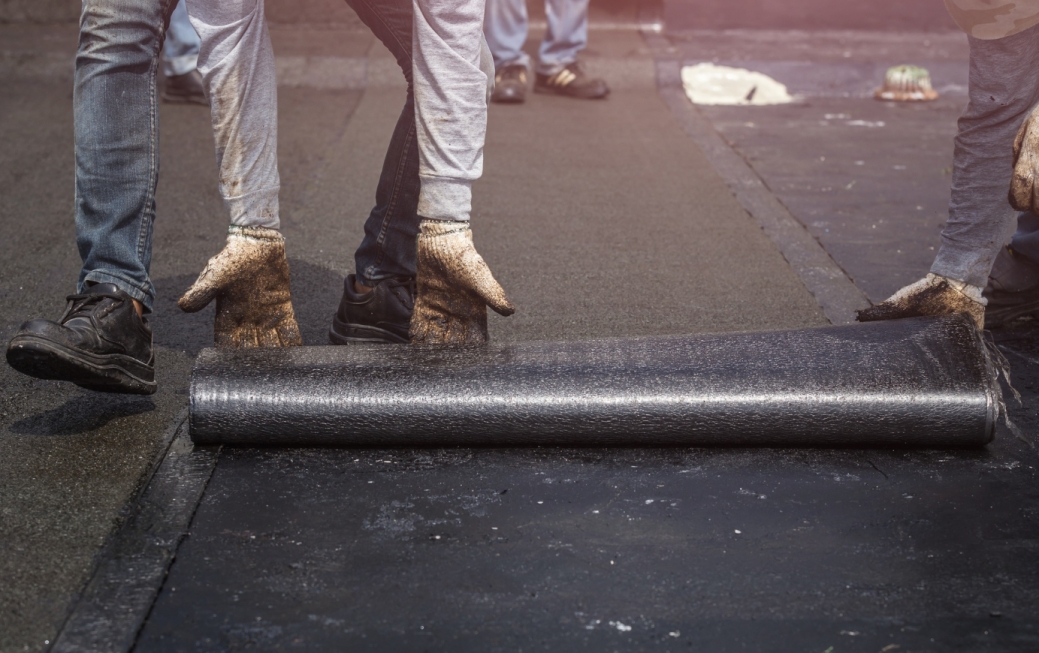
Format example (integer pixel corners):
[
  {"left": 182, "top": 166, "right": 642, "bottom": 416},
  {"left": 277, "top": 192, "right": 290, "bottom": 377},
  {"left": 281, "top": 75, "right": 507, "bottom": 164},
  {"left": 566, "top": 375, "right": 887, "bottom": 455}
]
[
  {"left": 329, "top": 274, "right": 414, "bottom": 344},
  {"left": 492, "top": 64, "right": 528, "bottom": 104},
  {"left": 534, "top": 62, "right": 609, "bottom": 99},
  {"left": 984, "top": 246, "right": 1039, "bottom": 328},
  {"left": 6, "top": 284, "right": 157, "bottom": 394},
  {"left": 162, "top": 69, "right": 208, "bottom": 105}
]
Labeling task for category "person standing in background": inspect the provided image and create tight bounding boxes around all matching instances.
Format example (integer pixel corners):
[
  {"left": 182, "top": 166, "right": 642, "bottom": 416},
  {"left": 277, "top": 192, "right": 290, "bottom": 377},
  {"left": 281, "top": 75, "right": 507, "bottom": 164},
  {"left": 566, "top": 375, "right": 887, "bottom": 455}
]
[
  {"left": 161, "top": 0, "right": 207, "bottom": 105},
  {"left": 483, "top": 0, "right": 608, "bottom": 103}
]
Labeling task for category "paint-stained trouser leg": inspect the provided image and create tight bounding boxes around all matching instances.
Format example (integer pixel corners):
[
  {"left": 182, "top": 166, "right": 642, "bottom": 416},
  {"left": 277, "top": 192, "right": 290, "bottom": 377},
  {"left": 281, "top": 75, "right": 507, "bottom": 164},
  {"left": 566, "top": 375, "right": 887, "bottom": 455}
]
[
  {"left": 931, "top": 23, "right": 1039, "bottom": 287},
  {"left": 184, "top": 0, "right": 280, "bottom": 230},
  {"left": 412, "top": 0, "right": 487, "bottom": 223},
  {"left": 74, "top": 0, "right": 178, "bottom": 312}
]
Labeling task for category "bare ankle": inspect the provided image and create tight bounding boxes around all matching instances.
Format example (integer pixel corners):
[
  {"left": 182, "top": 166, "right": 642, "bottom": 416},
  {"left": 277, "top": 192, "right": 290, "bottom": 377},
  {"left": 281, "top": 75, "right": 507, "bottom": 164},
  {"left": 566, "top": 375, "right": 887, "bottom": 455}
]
[{"left": 353, "top": 280, "right": 373, "bottom": 294}]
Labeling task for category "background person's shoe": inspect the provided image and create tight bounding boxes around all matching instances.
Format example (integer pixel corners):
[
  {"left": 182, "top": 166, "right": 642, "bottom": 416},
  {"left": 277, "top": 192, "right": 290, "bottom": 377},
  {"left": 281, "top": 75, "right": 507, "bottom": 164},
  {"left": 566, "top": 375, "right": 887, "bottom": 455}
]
[
  {"left": 492, "top": 64, "right": 528, "bottom": 104},
  {"left": 162, "top": 69, "right": 208, "bottom": 105},
  {"left": 983, "top": 246, "right": 1039, "bottom": 328},
  {"left": 534, "top": 62, "right": 609, "bottom": 99},
  {"left": 329, "top": 274, "right": 414, "bottom": 344},
  {"left": 6, "top": 284, "right": 157, "bottom": 394}
]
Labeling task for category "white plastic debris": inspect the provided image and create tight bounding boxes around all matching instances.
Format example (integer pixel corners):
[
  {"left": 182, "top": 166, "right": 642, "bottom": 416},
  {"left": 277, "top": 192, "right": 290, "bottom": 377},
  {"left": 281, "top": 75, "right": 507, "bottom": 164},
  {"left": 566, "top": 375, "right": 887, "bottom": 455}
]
[{"left": 681, "top": 63, "right": 794, "bottom": 106}]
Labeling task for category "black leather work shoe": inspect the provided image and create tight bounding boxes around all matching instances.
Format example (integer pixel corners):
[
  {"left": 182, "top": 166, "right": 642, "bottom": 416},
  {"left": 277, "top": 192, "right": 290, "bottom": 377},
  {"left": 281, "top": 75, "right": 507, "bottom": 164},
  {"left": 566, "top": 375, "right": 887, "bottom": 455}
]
[
  {"left": 6, "top": 283, "right": 157, "bottom": 394},
  {"left": 984, "top": 246, "right": 1039, "bottom": 328},
  {"left": 492, "top": 64, "right": 528, "bottom": 104},
  {"left": 534, "top": 62, "right": 609, "bottom": 99},
  {"left": 162, "top": 69, "right": 208, "bottom": 105},
  {"left": 329, "top": 274, "right": 414, "bottom": 344}
]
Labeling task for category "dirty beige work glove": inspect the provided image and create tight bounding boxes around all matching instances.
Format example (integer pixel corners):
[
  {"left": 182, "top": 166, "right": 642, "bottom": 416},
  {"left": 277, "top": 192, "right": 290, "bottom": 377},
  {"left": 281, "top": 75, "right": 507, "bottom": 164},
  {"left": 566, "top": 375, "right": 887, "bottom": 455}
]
[
  {"left": 410, "top": 219, "right": 515, "bottom": 344},
  {"left": 1010, "top": 104, "right": 1039, "bottom": 213},
  {"left": 855, "top": 273, "right": 986, "bottom": 330},
  {"left": 179, "top": 226, "right": 303, "bottom": 347}
]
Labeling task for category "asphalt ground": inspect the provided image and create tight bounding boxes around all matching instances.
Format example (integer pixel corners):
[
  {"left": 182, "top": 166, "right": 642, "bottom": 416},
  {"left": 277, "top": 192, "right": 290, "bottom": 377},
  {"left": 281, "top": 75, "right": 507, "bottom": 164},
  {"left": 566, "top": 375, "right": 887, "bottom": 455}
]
[{"left": 1, "top": 26, "right": 1038, "bottom": 653}]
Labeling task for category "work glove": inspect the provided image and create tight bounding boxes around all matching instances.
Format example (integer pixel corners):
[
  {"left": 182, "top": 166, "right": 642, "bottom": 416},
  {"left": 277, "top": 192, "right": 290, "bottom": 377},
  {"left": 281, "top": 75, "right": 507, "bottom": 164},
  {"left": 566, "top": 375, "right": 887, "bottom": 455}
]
[
  {"left": 410, "top": 219, "right": 515, "bottom": 344},
  {"left": 178, "top": 226, "right": 303, "bottom": 347},
  {"left": 856, "top": 273, "right": 986, "bottom": 330},
  {"left": 1010, "top": 104, "right": 1039, "bottom": 213}
]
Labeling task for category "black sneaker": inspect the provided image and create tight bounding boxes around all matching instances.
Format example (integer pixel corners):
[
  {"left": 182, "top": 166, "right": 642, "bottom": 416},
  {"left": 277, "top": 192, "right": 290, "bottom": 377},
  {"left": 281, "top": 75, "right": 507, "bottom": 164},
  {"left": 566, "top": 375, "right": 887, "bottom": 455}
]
[
  {"left": 534, "top": 62, "right": 609, "bottom": 99},
  {"left": 6, "top": 284, "right": 157, "bottom": 394},
  {"left": 492, "top": 64, "right": 528, "bottom": 104},
  {"left": 329, "top": 275, "right": 413, "bottom": 344},
  {"left": 162, "top": 69, "right": 208, "bottom": 105},
  {"left": 984, "top": 246, "right": 1039, "bottom": 328}
]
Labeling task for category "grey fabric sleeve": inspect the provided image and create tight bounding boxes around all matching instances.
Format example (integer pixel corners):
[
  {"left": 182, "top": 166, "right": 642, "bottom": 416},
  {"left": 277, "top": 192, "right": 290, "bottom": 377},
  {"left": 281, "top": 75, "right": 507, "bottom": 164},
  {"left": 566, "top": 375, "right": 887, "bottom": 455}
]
[
  {"left": 184, "top": 0, "right": 281, "bottom": 229},
  {"left": 412, "top": 0, "right": 489, "bottom": 222}
]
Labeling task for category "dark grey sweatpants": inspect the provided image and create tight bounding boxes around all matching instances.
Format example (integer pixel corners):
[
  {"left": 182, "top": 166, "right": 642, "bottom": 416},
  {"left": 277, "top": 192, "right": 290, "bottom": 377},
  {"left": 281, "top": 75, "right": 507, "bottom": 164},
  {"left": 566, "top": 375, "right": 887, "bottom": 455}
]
[{"left": 932, "top": 22, "right": 1039, "bottom": 287}]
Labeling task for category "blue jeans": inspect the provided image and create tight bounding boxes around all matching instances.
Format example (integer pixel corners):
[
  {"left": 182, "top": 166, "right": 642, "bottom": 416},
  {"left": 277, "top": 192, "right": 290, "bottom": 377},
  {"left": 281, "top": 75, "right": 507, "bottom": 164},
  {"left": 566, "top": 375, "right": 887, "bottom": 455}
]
[
  {"left": 483, "top": 0, "right": 588, "bottom": 75},
  {"left": 162, "top": 0, "right": 200, "bottom": 77},
  {"left": 345, "top": 0, "right": 422, "bottom": 285},
  {"left": 75, "top": 0, "right": 179, "bottom": 313}
]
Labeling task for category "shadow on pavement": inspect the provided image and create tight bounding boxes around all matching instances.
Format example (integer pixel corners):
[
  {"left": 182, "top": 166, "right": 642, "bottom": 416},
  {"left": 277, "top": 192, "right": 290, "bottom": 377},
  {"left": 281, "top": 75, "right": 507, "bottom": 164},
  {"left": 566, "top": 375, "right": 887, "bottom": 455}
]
[{"left": 9, "top": 393, "right": 156, "bottom": 436}]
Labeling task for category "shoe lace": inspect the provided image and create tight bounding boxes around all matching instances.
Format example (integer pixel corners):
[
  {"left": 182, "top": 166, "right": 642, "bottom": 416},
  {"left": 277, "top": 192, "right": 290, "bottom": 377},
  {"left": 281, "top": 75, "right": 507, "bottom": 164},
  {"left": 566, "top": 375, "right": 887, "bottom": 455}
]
[
  {"left": 61, "top": 291, "right": 125, "bottom": 322},
  {"left": 384, "top": 277, "right": 416, "bottom": 310}
]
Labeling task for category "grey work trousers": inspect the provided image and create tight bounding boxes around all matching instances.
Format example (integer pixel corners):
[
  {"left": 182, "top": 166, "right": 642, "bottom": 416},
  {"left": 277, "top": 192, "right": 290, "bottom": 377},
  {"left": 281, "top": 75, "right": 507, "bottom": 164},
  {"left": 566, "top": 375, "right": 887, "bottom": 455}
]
[
  {"left": 932, "top": 22, "right": 1039, "bottom": 287},
  {"left": 412, "top": 0, "right": 490, "bottom": 222},
  {"left": 185, "top": 0, "right": 281, "bottom": 229},
  {"left": 190, "top": 0, "right": 490, "bottom": 225}
]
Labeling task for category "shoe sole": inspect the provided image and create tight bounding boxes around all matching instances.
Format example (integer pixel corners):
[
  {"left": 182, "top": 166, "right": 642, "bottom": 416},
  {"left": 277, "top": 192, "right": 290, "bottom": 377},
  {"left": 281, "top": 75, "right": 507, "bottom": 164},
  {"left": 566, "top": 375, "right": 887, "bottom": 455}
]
[
  {"left": 6, "top": 335, "right": 157, "bottom": 395},
  {"left": 328, "top": 315, "right": 409, "bottom": 345}
]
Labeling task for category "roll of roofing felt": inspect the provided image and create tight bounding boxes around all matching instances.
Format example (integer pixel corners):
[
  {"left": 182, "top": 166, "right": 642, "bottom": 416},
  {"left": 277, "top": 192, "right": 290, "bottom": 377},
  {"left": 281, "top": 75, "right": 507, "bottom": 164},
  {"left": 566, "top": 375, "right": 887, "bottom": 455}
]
[{"left": 188, "top": 315, "right": 999, "bottom": 447}]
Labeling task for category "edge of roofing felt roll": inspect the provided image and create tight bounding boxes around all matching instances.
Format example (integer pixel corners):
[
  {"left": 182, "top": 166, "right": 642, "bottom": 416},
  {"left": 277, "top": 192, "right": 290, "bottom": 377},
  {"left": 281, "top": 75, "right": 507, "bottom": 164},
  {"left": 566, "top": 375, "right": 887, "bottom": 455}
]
[{"left": 187, "top": 315, "right": 1001, "bottom": 448}]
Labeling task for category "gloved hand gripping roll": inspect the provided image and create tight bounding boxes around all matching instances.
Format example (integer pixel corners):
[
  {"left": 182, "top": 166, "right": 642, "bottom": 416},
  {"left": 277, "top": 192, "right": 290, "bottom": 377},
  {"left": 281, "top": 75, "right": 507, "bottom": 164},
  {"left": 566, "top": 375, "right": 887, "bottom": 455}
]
[
  {"left": 411, "top": 219, "right": 514, "bottom": 344},
  {"left": 179, "top": 226, "right": 303, "bottom": 347},
  {"left": 856, "top": 273, "right": 986, "bottom": 330}
]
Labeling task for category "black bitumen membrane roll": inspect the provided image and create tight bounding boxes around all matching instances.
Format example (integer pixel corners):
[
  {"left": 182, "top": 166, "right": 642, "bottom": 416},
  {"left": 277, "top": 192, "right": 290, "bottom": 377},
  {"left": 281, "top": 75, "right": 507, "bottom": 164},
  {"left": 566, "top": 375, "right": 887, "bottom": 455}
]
[{"left": 189, "top": 315, "right": 999, "bottom": 447}]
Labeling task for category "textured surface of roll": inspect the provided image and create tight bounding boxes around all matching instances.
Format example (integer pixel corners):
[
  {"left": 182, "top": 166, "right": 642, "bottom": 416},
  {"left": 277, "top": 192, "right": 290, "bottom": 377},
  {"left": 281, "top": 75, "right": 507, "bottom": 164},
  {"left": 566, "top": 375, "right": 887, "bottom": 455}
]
[{"left": 189, "top": 315, "right": 998, "bottom": 447}]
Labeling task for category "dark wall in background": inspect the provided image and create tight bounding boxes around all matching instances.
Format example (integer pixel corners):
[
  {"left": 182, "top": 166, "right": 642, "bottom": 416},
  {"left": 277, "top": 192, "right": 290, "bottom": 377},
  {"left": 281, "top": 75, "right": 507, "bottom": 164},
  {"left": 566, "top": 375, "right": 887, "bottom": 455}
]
[
  {"left": 0, "top": 0, "right": 958, "bottom": 32},
  {"left": 663, "top": 0, "right": 957, "bottom": 31}
]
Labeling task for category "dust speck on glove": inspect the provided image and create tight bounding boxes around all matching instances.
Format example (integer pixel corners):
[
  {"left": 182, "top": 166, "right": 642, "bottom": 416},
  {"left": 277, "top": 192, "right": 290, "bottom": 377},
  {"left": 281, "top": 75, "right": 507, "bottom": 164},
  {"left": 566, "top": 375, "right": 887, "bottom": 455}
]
[
  {"left": 856, "top": 273, "right": 985, "bottom": 330},
  {"left": 179, "top": 225, "right": 303, "bottom": 347},
  {"left": 410, "top": 219, "right": 514, "bottom": 345}
]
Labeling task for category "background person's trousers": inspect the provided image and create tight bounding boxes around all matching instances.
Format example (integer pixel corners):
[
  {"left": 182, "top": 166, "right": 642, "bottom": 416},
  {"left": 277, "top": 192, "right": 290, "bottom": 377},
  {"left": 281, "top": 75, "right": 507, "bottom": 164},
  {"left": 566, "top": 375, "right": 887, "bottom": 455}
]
[
  {"left": 931, "top": 22, "right": 1039, "bottom": 287},
  {"left": 162, "top": 0, "right": 200, "bottom": 77},
  {"left": 483, "top": 0, "right": 589, "bottom": 75}
]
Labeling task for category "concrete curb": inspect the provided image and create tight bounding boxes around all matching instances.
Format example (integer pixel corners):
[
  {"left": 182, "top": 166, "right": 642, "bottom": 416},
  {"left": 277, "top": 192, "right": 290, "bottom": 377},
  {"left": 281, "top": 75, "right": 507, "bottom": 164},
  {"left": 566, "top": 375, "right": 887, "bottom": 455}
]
[{"left": 50, "top": 417, "right": 220, "bottom": 653}]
